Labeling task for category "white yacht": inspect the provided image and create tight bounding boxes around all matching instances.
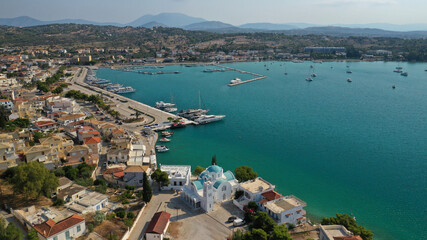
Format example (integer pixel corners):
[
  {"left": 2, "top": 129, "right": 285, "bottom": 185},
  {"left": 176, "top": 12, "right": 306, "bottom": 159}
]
[
  {"left": 346, "top": 70, "right": 353, "bottom": 74},
  {"left": 155, "top": 101, "right": 176, "bottom": 109},
  {"left": 194, "top": 115, "right": 226, "bottom": 124},
  {"left": 347, "top": 78, "right": 352, "bottom": 82},
  {"left": 400, "top": 72, "right": 408, "bottom": 76},
  {"left": 115, "top": 86, "right": 136, "bottom": 94},
  {"left": 306, "top": 77, "right": 313, "bottom": 81},
  {"left": 230, "top": 78, "right": 242, "bottom": 85}
]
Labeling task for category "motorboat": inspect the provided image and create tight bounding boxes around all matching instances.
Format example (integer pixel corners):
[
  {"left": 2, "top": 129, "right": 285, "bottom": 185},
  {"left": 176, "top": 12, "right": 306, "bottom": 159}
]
[
  {"left": 346, "top": 70, "right": 353, "bottom": 74},
  {"left": 156, "top": 145, "right": 169, "bottom": 153},
  {"left": 155, "top": 101, "right": 176, "bottom": 109},
  {"left": 229, "top": 78, "right": 242, "bottom": 85},
  {"left": 115, "top": 86, "right": 136, "bottom": 94},
  {"left": 347, "top": 78, "right": 352, "bottom": 82},
  {"left": 194, "top": 115, "right": 226, "bottom": 124},
  {"left": 306, "top": 77, "right": 313, "bottom": 81},
  {"left": 400, "top": 72, "right": 408, "bottom": 76},
  {"left": 159, "top": 138, "right": 171, "bottom": 142}
]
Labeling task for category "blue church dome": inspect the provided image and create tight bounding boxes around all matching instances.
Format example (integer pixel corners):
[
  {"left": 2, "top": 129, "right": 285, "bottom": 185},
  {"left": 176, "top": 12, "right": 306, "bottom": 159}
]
[{"left": 207, "top": 165, "right": 222, "bottom": 173}]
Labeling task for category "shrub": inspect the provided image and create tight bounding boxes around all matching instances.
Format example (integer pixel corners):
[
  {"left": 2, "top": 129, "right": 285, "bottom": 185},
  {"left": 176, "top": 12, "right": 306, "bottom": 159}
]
[
  {"left": 106, "top": 213, "right": 115, "bottom": 220},
  {"left": 53, "top": 198, "right": 64, "bottom": 206},
  {"left": 94, "top": 179, "right": 106, "bottom": 186},
  {"left": 124, "top": 218, "right": 133, "bottom": 227},
  {"left": 127, "top": 212, "right": 135, "bottom": 219},
  {"left": 115, "top": 209, "right": 125, "bottom": 218},
  {"left": 87, "top": 223, "right": 94, "bottom": 232},
  {"left": 93, "top": 211, "right": 106, "bottom": 225}
]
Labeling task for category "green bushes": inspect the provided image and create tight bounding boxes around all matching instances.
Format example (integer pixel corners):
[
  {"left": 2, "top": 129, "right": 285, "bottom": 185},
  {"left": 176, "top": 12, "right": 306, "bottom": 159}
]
[{"left": 321, "top": 213, "right": 373, "bottom": 240}]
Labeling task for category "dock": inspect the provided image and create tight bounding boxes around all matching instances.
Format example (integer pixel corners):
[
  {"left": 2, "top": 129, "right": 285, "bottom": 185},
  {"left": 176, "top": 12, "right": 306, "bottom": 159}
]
[{"left": 214, "top": 64, "right": 267, "bottom": 87}]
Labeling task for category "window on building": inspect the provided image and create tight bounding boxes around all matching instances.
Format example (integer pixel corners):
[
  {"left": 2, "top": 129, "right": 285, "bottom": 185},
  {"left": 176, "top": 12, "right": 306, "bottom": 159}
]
[
  {"left": 179, "top": 182, "right": 183, "bottom": 186},
  {"left": 174, "top": 181, "right": 177, "bottom": 186},
  {"left": 77, "top": 225, "right": 81, "bottom": 232},
  {"left": 53, "top": 236, "right": 58, "bottom": 240},
  {"left": 222, "top": 186, "right": 226, "bottom": 191}
]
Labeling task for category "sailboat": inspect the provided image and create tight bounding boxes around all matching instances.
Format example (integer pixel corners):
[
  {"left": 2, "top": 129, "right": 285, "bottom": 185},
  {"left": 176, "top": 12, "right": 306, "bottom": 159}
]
[{"left": 177, "top": 91, "right": 209, "bottom": 120}]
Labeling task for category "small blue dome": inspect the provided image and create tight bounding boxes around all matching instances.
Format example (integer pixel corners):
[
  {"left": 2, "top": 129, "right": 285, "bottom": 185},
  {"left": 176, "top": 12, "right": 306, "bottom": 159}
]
[{"left": 207, "top": 165, "right": 222, "bottom": 173}]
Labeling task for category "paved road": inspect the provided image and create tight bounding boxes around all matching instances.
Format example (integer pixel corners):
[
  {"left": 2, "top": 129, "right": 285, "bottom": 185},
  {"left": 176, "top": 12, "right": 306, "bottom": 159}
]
[{"left": 128, "top": 188, "right": 176, "bottom": 240}]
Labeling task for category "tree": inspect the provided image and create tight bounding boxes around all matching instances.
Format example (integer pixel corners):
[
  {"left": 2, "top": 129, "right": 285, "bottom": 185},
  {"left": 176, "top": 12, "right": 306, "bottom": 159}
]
[
  {"left": 231, "top": 229, "right": 244, "bottom": 240},
  {"left": 211, "top": 154, "right": 217, "bottom": 165},
  {"left": 193, "top": 166, "right": 205, "bottom": 176},
  {"left": 321, "top": 213, "right": 373, "bottom": 240},
  {"left": 251, "top": 211, "right": 277, "bottom": 234},
  {"left": 0, "top": 218, "right": 23, "bottom": 240},
  {"left": 0, "top": 106, "right": 8, "bottom": 129},
  {"left": 87, "top": 223, "right": 94, "bottom": 232},
  {"left": 151, "top": 169, "right": 170, "bottom": 190},
  {"left": 142, "top": 172, "right": 152, "bottom": 203},
  {"left": 127, "top": 212, "right": 135, "bottom": 219},
  {"left": 93, "top": 211, "right": 105, "bottom": 225},
  {"left": 32, "top": 132, "right": 46, "bottom": 143},
  {"left": 10, "top": 161, "right": 58, "bottom": 199},
  {"left": 247, "top": 201, "right": 258, "bottom": 212},
  {"left": 234, "top": 166, "right": 258, "bottom": 182},
  {"left": 52, "top": 86, "right": 63, "bottom": 94},
  {"left": 27, "top": 229, "right": 39, "bottom": 240},
  {"left": 248, "top": 228, "right": 268, "bottom": 240},
  {"left": 270, "top": 225, "right": 292, "bottom": 240}
]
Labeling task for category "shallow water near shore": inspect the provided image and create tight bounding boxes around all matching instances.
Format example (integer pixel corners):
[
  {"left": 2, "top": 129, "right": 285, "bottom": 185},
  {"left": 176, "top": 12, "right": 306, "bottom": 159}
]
[{"left": 98, "top": 61, "right": 427, "bottom": 240}]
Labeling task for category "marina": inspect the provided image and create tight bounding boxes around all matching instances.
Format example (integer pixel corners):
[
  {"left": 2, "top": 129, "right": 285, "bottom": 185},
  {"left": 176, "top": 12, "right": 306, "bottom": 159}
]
[
  {"left": 213, "top": 64, "right": 268, "bottom": 87},
  {"left": 96, "top": 61, "right": 427, "bottom": 240}
]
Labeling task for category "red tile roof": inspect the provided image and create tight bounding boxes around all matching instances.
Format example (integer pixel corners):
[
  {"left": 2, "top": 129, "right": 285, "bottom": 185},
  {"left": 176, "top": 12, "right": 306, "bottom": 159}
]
[
  {"left": 34, "top": 214, "right": 85, "bottom": 238},
  {"left": 259, "top": 190, "right": 283, "bottom": 204},
  {"left": 146, "top": 211, "right": 171, "bottom": 234},
  {"left": 113, "top": 171, "right": 124, "bottom": 178},
  {"left": 33, "top": 121, "right": 57, "bottom": 127},
  {"left": 84, "top": 136, "right": 101, "bottom": 144}
]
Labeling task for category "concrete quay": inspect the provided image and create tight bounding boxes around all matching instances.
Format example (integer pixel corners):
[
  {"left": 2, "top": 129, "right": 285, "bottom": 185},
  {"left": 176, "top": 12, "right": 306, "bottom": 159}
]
[
  {"left": 214, "top": 64, "right": 267, "bottom": 87},
  {"left": 69, "top": 67, "right": 194, "bottom": 126}
]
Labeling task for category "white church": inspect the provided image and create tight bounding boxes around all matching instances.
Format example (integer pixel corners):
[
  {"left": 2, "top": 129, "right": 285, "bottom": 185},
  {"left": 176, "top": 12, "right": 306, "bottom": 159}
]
[{"left": 181, "top": 165, "right": 239, "bottom": 212}]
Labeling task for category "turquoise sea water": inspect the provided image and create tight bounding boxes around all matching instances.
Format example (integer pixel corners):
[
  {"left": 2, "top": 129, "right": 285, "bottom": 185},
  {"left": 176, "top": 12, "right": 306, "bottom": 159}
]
[{"left": 98, "top": 61, "right": 427, "bottom": 240}]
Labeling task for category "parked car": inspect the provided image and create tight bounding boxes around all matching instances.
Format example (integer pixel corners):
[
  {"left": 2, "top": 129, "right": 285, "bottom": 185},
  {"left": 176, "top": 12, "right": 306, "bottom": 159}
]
[
  {"left": 233, "top": 218, "right": 245, "bottom": 227},
  {"left": 228, "top": 216, "right": 237, "bottom": 223}
]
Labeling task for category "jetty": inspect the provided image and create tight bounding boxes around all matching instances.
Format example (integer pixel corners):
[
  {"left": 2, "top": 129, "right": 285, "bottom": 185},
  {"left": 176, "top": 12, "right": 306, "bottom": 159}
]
[{"left": 214, "top": 64, "right": 267, "bottom": 87}]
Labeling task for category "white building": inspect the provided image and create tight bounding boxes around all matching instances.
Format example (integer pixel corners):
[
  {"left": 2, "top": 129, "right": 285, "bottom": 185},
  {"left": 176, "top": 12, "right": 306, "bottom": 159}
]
[
  {"left": 145, "top": 211, "right": 171, "bottom": 240},
  {"left": 45, "top": 96, "right": 79, "bottom": 114},
  {"left": 160, "top": 165, "right": 191, "bottom": 190},
  {"left": 66, "top": 191, "right": 109, "bottom": 214},
  {"left": 260, "top": 195, "right": 307, "bottom": 226},
  {"left": 56, "top": 113, "right": 86, "bottom": 126},
  {"left": 181, "top": 165, "right": 239, "bottom": 212},
  {"left": 233, "top": 177, "right": 275, "bottom": 210},
  {"left": 33, "top": 214, "right": 86, "bottom": 240},
  {"left": 319, "top": 225, "right": 363, "bottom": 240}
]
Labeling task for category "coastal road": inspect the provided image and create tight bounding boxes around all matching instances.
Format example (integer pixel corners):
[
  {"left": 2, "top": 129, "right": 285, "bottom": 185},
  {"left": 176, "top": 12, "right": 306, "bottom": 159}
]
[{"left": 69, "top": 67, "right": 192, "bottom": 126}]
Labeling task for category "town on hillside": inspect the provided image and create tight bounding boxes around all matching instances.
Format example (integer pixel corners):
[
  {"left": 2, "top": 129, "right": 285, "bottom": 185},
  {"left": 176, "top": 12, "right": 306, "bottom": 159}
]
[{"left": 0, "top": 50, "right": 372, "bottom": 240}]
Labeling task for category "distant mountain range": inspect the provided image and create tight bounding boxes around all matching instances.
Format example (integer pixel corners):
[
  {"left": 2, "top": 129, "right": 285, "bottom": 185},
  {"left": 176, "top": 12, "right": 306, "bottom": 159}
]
[{"left": 2, "top": 13, "right": 427, "bottom": 38}]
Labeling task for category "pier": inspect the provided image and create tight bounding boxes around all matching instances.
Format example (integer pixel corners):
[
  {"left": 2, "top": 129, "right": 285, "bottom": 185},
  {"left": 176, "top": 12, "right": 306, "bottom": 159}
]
[{"left": 214, "top": 64, "right": 267, "bottom": 87}]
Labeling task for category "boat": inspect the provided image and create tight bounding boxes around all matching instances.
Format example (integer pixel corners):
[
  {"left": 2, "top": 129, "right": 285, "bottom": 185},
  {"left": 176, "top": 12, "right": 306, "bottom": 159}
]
[
  {"left": 396, "top": 66, "right": 403, "bottom": 70},
  {"left": 170, "top": 121, "right": 186, "bottom": 129},
  {"left": 401, "top": 72, "right": 408, "bottom": 76},
  {"left": 310, "top": 65, "right": 314, "bottom": 68},
  {"left": 194, "top": 115, "right": 226, "bottom": 124},
  {"left": 155, "top": 101, "right": 176, "bottom": 109},
  {"left": 346, "top": 70, "right": 353, "bottom": 74},
  {"left": 115, "top": 86, "right": 136, "bottom": 94},
  {"left": 284, "top": 72, "right": 288, "bottom": 75},
  {"left": 161, "top": 131, "right": 174, "bottom": 137},
  {"left": 347, "top": 78, "right": 352, "bottom": 82},
  {"left": 159, "top": 138, "right": 171, "bottom": 142},
  {"left": 163, "top": 107, "right": 178, "bottom": 113},
  {"left": 229, "top": 78, "right": 242, "bottom": 85},
  {"left": 156, "top": 145, "right": 169, "bottom": 153},
  {"left": 177, "top": 91, "right": 211, "bottom": 120},
  {"left": 393, "top": 69, "right": 402, "bottom": 73},
  {"left": 311, "top": 73, "right": 317, "bottom": 77},
  {"left": 392, "top": 85, "right": 396, "bottom": 89},
  {"left": 306, "top": 77, "right": 313, "bottom": 81}
]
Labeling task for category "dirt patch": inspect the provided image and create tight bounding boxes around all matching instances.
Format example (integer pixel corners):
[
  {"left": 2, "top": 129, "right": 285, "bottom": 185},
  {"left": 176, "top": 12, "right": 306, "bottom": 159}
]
[
  {"left": 167, "top": 221, "right": 183, "bottom": 238},
  {"left": 0, "top": 180, "right": 53, "bottom": 209},
  {"left": 93, "top": 219, "right": 127, "bottom": 239}
]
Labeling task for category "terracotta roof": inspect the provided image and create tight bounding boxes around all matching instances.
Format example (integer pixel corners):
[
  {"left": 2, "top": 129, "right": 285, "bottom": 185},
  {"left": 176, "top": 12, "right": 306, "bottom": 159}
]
[
  {"left": 34, "top": 214, "right": 85, "bottom": 238},
  {"left": 112, "top": 128, "right": 125, "bottom": 134},
  {"left": 146, "top": 211, "right": 171, "bottom": 234},
  {"left": 57, "top": 113, "right": 86, "bottom": 121},
  {"left": 80, "top": 130, "right": 100, "bottom": 135},
  {"left": 104, "top": 167, "right": 123, "bottom": 174},
  {"left": 84, "top": 136, "right": 101, "bottom": 144},
  {"left": 124, "top": 165, "right": 149, "bottom": 173},
  {"left": 0, "top": 99, "right": 11, "bottom": 103},
  {"left": 33, "top": 121, "right": 57, "bottom": 127},
  {"left": 113, "top": 171, "right": 124, "bottom": 178},
  {"left": 334, "top": 237, "right": 363, "bottom": 240},
  {"left": 259, "top": 190, "right": 283, "bottom": 204}
]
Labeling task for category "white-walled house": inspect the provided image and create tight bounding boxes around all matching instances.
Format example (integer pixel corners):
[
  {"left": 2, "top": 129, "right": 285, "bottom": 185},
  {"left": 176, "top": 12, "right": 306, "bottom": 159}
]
[
  {"left": 260, "top": 195, "right": 307, "bottom": 226},
  {"left": 145, "top": 211, "right": 171, "bottom": 240},
  {"left": 233, "top": 177, "right": 275, "bottom": 211},
  {"left": 181, "top": 165, "right": 239, "bottom": 212},
  {"left": 160, "top": 165, "right": 191, "bottom": 190},
  {"left": 33, "top": 214, "right": 86, "bottom": 240}
]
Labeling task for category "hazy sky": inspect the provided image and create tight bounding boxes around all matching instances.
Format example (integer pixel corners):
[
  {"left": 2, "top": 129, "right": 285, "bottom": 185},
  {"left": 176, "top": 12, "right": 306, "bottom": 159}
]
[{"left": 0, "top": 0, "right": 425, "bottom": 25}]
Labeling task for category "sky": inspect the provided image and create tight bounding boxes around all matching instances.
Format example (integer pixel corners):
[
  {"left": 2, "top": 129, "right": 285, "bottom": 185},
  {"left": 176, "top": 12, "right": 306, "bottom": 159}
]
[{"left": 0, "top": 0, "right": 425, "bottom": 25}]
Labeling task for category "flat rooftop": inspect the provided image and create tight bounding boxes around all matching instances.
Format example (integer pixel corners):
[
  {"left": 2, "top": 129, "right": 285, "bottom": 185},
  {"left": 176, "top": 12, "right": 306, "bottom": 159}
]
[
  {"left": 77, "top": 191, "right": 108, "bottom": 207},
  {"left": 240, "top": 177, "right": 274, "bottom": 194},
  {"left": 320, "top": 225, "right": 353, "bottom": 239},
  {"left": 160, "top": 165, "right": 191, "bottom": 179}
]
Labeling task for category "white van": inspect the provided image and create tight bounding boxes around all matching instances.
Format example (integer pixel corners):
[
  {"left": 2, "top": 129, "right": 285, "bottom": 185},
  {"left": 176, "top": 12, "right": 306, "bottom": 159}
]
[{"left": 233, "top": 218, "right": 245, "bottom": 227}]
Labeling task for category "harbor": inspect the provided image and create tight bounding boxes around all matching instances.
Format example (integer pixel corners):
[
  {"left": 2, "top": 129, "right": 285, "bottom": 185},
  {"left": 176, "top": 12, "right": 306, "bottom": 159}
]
[{"left": 111, "top": 66, "right": 181, "bottom": 75}]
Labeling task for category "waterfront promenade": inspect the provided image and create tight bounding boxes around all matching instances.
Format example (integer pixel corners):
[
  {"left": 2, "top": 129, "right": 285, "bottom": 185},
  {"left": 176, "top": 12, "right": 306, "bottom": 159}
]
[{"left": 69, "top": 67, "right": 193, "bottom": 126}]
